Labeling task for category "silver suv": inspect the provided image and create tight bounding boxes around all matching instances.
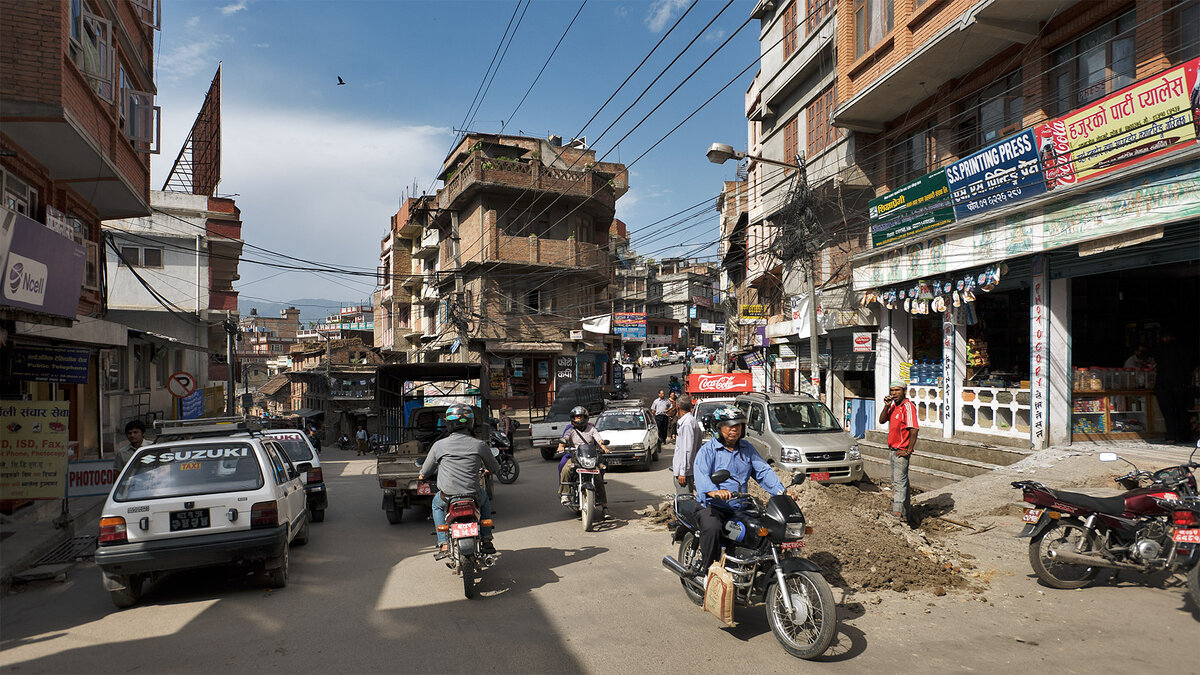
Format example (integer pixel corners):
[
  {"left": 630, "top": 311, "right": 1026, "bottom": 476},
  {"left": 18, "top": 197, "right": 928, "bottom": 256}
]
[{"left": 734, "top": 393, "right": 863, "bottom": 484}]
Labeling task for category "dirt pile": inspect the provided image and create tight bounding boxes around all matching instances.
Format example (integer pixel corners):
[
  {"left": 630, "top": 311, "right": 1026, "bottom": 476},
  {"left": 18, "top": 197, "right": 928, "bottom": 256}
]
[{"left": 639, "top": 472, "right": 976, "bottom": 594}]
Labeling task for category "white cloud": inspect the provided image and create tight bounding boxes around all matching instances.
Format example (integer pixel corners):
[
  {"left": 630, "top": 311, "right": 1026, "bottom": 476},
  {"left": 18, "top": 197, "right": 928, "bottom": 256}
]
[
  {"left": 219, "top": 1, "right": 248, "bottom": 16},
  {"left": 645, "top": 0, "right": 687, "bottom": 32},
  {"left": 158, "top": 35, "right": 230, "bottom": 81},
  {"left": 705, "top": 29, "right": 726, "bottom": 43},
  {"left": 614, "top": 6, "right": 629, "bottom": 19},
  {"left": 183, "top": 106, "right": 451, "bottom": 300},
  {"left": 252, "top": 43, "right": 269, "bottom": 48},
  {"left": 185, "top": 16, "right": 200, "bottom": 29}
]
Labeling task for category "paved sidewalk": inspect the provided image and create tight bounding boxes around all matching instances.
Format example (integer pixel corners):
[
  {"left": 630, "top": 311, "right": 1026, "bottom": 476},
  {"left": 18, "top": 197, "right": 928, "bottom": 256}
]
[{"left": 1, "top": 495, "right": 106, "bottom": 588}]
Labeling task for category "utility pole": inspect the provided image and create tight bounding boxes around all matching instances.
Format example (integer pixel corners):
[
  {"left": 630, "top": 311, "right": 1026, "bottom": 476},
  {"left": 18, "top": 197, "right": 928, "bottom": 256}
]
[
  {"left": 324, "top": 334, "right": 332, "bottom": 443},
  {"left": 224, "top": 319, "right": 237, "bottom": 415}
]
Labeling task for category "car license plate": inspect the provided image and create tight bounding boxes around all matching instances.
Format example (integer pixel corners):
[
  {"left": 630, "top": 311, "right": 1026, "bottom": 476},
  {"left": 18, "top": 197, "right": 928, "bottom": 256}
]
[
  {"left": 809, "top": 472, "right": 830, "bottom": 481},
  {"left": 576, "top": 468, "right": 600, "bottom": 474},
  {"left": 780, "top": 541, "right": 805, "bottom": 550},
  {"left": 450, "top": 522, "right": 479, "bottom": 538},
  {"left": 417, "top": 481, "right": 432, "bottom": 495},
  {"left": 169, "top": 508, "right": 210, "bottom": 531},
  {"left": 1022, "top": 508, "right": 1044, "bottom": 523},
  {"left": 1173, "top": 528, "right": 1200, "bottom": 543}
]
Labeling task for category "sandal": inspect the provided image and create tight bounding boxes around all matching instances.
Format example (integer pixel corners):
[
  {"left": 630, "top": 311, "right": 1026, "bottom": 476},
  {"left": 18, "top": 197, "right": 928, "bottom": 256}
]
[{"left": 434, "top": 545, "right": 450, "bottom": 560}]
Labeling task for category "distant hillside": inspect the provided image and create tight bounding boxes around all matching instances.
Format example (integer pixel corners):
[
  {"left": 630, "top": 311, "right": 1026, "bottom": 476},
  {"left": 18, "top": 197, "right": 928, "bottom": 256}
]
[{"left": 238, "top": 298, "right": 368, "bottom": 326}]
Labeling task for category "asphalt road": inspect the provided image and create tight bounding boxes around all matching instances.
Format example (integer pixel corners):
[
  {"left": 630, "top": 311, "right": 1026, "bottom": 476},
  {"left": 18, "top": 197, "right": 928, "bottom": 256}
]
[{"left": 2, "top": 364, "right": 1197, "bottom": 673}]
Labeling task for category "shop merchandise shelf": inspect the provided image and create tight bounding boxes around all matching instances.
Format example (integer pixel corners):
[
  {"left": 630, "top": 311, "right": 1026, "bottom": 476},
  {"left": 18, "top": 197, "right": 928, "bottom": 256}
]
[{"left": 1070, "top": 390, "right": 1161, "bottom": 441}]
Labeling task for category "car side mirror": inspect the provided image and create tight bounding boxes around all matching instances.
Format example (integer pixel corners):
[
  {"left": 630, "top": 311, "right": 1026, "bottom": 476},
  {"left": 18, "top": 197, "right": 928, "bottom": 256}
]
[
  {"left": 1098, "top": 452, "right": 1118, "bottom": 463},
  {"left": 297, "top": 462, "right": 313, "bottom": 473},
  {"left": 711, "top": 469, "right": 731, "bottom": 484}
]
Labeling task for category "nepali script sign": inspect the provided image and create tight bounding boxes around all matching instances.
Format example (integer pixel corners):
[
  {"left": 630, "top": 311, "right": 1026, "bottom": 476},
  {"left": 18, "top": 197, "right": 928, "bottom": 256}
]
[
  {"left": 612, "top": 312, "right": 646, "bottom": 339},
  {"left": 1035, "top": 56, "right": 1200, "bottom": 190},
  {"left": 946, "top": 129, "right": 1047, "bottom": 219},
  {"left": 869, "top": 169, "right": 956, "bottom": 247}
]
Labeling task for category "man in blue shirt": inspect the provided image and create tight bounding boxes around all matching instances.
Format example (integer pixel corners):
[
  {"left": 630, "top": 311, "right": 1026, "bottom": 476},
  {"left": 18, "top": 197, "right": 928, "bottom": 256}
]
[{"left": 692, "top": 406, "right": 786, "bottom": 575}]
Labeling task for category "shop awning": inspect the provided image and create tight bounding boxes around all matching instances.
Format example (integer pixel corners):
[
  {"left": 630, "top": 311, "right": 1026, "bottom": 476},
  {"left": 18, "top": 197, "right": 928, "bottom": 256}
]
[
  {"left": 282, "top": 408, "right": 322, "bottom": 418},
  {"left": 16, "top": 318, "right": 128, "bottom": 347},
  {"left": 484, "top": 341, "right": 563, "bottom": 353}
]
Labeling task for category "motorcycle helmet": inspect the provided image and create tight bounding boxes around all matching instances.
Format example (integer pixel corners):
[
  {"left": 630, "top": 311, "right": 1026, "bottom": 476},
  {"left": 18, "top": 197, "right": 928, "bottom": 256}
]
[
  {"left": 570, "top": 405, "right": 589, "bottom": 429},
  {"left": 444, "top": 403, "right": 475, "bottom": 433},
  {"left": 710, "top": 406, "right": 747, "bottom": 441}
]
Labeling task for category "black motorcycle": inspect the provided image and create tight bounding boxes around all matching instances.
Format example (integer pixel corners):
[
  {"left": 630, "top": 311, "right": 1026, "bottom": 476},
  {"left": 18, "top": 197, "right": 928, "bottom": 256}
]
[
  {"left": 560, "top": 442, "right": 605, "bottom": 532},
  {"left": 437, "top": 492, "right": 498, "bottom": 599},
  {"left": 662, "top": 470, "right": 836, "bottom": 660},
  {"left": 489, "top": 421, "right": 519, "bottom": 485}
]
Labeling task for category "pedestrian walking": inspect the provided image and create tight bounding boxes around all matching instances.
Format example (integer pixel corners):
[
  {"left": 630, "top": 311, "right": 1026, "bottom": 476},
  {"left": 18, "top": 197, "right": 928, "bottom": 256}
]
[
  {"left": 355, "top": 424, "right": 369, "bottom": 455},
  {"left": 634, "top": 362, "right": 642, "bottom": 382},
  {"left": 878, "top": 381, "right": 918, "bottom": 525},
  {"left": 498, "top": 405, "right": 518, "bottom": 447},
  {"left": 672, "top": 396, "right": 702, "bottom": 494},
  {"left": 666, "top": 392, "right": 679, "bottom": 441},
  {"left": 651, "top": 389, "right": 671, "bottom": 445}
]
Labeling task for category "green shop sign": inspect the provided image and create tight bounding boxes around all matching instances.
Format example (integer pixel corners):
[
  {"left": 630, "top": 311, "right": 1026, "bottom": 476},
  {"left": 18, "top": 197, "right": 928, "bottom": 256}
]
[{"left": 869, "top": 169, "right": 956, "bottom": 247}]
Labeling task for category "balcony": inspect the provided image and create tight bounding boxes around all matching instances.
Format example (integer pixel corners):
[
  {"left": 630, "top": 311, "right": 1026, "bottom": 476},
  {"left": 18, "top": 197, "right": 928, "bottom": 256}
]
[
  {"left": 439, "top": 153, "right": 616, "bottom": 213},
  {"left": 473, "top": 233, "right": 611, "bottom": 279},
  {"left": 210, "top": 289, "right": 238, "bottom": 312},
  {"left": 414, "top": 229, "right": 440, "bottom": 258}
]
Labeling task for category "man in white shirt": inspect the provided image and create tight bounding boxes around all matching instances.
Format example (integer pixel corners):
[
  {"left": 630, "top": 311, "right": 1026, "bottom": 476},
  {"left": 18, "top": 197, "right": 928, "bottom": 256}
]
[
  {"left": 651, "top": 390, "right": 671, "bottom": 445},
  {"left": 671, "top": 396, "right": 702, "bottom": 494}
]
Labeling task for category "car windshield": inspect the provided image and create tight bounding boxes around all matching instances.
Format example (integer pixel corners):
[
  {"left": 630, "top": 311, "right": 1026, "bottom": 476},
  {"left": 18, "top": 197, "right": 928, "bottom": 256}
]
[
  {"left": 595, "top": 412, "right": 645, "bottom": 431},
  {"left": 113, "top": 442, "right": 264, "bottom": 501},
  {"left": 694, "top": 400, "right": 731, "bottom": 419},
  {"left": 266, "top": 432, "right": 314, "bottom": 462},
  {"left": 768, "top": 401, "right": 842, "bottom": 433}
]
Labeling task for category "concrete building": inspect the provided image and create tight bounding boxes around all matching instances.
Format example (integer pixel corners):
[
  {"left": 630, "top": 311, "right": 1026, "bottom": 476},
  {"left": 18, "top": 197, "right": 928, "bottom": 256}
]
[
  {"left": 653, "top": 258, "right": 723, "bottom": 351},
  {"left": 373, "top": 196, "right": 436, "bottom": 357},
  {"left": 835, "top": 0, "right": 1199, "bottom": 449},
  {"left": 238, "top": 306, "right": 302, "bottom": 367},
  {"left": 298, "top": 305, "right": 374, "bottom": 344},
  {"left": 1, "top": 0, "right": 159, "bottom": 462}
]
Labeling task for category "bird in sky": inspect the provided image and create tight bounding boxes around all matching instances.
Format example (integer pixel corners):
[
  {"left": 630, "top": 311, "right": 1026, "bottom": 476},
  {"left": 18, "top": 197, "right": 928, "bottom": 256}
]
[{"left": 337, "top": 76, "right": 346, "bottom": 86}]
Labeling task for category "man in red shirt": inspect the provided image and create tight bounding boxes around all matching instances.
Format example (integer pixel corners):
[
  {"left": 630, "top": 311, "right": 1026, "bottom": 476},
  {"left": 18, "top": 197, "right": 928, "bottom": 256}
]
[{"left": 878, "top": 380, "right": 918, "bottom": 525}]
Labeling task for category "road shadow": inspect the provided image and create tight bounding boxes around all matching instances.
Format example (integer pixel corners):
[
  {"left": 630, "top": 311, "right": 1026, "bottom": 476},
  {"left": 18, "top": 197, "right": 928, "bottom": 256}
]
[
  {"left": 472, "top": 544, "right": 608, "bottom": 597},
  {"left": 911, "top": 493, "right": 956, "bottom": 527},
  {"left": 713, "top": 586, "right": 868, "bottom": 661}
]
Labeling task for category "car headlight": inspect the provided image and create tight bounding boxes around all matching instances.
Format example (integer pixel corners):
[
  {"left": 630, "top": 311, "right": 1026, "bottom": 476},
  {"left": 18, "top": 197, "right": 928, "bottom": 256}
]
[
  {"left": 632, "top": 443, "right": 646, "bottom": 450},
  {"left": 578, "top": 455, "right": 598, "bottom": 469},
  {"left": 780, "top": 447, "right": 801, "bottom": 462},
  {"left": 848, "top": 445, "right": 861, "bottom": 460},
  {"left": 785, "top": 522, "right": 807, "bottom": 539}
]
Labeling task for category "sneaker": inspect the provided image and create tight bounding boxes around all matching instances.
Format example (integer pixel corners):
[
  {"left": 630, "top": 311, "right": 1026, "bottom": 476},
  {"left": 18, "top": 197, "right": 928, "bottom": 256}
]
[
  {"left": 602, "top": 508, "right": 611, "bottom": 520},
  {"left": 434, "top": 546, "right": 450, "bottom": 561},
  {"left": 480, "top": 540, "right": 496, "bottom": 555},
  {"left": 560, "top": 495, "right": 570, "bottom": 506}
]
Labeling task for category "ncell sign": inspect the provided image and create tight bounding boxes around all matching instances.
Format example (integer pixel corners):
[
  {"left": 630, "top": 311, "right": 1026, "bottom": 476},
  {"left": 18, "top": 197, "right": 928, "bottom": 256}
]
[{"left": 1, "top": 206, "right": 86, "bottom": 319}]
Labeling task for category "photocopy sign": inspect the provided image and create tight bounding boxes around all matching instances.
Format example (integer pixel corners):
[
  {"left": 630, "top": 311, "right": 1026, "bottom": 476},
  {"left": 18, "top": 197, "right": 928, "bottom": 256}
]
[
  {"left": 869, "top": 169, "right": 956, "bottom": 247},
  {"left": 0, "top": 401, "right": 70, "bottom": 500},
  {"left": 554, "top": 355, "right": 576, "bottom": 393},
  {"left": 945, "top": 129, "right": 1047, "bottom": 219}
]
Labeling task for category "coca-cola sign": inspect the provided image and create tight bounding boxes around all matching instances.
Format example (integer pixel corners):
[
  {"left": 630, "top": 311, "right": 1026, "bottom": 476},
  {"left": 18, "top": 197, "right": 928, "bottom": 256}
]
[{"left": 687, "top": 373, "right": 752, "bottom": 394}]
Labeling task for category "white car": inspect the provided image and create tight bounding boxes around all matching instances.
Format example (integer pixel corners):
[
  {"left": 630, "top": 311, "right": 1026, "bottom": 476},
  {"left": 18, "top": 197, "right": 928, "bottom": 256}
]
[
  {"left": 592, "top": 408, "right": 661, "bottom": 470},
  {"left": 264, "top": 429, "right": 328, "bottom": 522},
  {"left": 95, "top": 419, "right": 311, "bottom": 608}
]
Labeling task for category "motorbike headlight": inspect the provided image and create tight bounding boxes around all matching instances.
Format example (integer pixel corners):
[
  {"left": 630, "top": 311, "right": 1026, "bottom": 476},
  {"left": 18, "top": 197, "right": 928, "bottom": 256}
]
[
  {"left": 780, "top": 447, "right": 801, "bottom": 462},
  {"left": 578, "top": 455, "right": 598, "bottom": 469},
  {"left": 848, "top": 445, "right": 861, "bottom": 460},
  {"left": 785, "top": 522, "right": 807, "bottom": 539},
  {"left": 632, "top": 443, "right": 646, "bottom": 450}
]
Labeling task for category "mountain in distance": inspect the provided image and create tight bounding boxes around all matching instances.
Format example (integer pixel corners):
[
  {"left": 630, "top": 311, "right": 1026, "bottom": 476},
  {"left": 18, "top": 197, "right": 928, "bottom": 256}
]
[{"left": 238, "top": 298, "right": 368, "bottom": 326}]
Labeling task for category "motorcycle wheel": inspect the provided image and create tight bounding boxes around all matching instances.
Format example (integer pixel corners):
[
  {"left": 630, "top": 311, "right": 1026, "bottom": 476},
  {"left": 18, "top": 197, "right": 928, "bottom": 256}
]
[
  {"left": 1028, "top": 519, "right": 1100, "bottom": 589},
  {"left": 497, "top": 455, "right": 519, "bottom": 484},
  {"left": 1187, "top": 560, "right": 1199, "bottom": 609},
  {"left": 677, "top": 532, "right": 704, "bottom": 606},
  {"left": 461, "top": 554, "right": 476, "bottom": 599},
  {"left": 582, "top": 489, "right": 596, "bottom": 532},
  {"left": 766, "top": 571, "right": 836, "bottom": 660}
]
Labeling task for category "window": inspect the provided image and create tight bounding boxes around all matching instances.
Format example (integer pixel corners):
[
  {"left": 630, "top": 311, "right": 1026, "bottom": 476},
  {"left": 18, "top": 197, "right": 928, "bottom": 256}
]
[
  {"left": 748, "top": 404, "right": 765, "bottom": 433},
  {"left": 142, "top": 247, "right": 162, "bottom": 267},
  {"left": 102, "top": 348, "right": 126, "bottom": 390},
  {"left": 1049, "top": 10, "right": 1135, "bottom": 115},
  {"left": 133, "top": 343, "right": 152, "bottom": 390},
  {"left": 782, "top": 115, "right": 799, "bottom": 169},
  {"left": 782, "top": 1, "right": 798, "bottom": 60},
  {"left": 805, "top": 83, "right": 838, "bottom": 156},
  {"left": 70, "top": 7, "right": 115, "bottom": 103},
  {"left": 890, "top": 122, "right": 935, "bottom": 185},
  {"left": 963, "top": 70, "right": 1023, "bottom": 153},
  {"left": 806, "top": 0, "right": 831, "bottom": 35},
  {"left": 2, "top": 168, "right": 38, "bottom": 217},
  {"left": 125, "top": 87, "right": 160, "bottom": 153},
  {"left": 1174, "top": 1, "right": 1199, "bottom": 64},
  {"left": 119, "top": 245, "right": 139, "bottom": 266},
  {"left": 156, "top": 350, "right": 171, "bottom": 388},
  {"left": 854, "top": 0, "right": 893, "bottom": 58}
]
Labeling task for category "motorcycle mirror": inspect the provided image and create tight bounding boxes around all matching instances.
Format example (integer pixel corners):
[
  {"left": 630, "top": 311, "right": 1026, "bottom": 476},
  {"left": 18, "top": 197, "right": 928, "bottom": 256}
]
[
  {"left": 711, "top": 469, "right": 731, "bottom": 484},
  {"left": 790, "top": 472, "right": 806, "bottom": 486},
  {"left": 1098, "top": 452, "right": 1119, "bottom": 462}
]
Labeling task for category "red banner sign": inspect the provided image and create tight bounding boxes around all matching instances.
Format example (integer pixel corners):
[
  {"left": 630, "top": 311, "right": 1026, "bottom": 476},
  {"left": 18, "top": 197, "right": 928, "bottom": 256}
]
[{"left": 686, "top": 373, "right": 753, "bottom": 395}]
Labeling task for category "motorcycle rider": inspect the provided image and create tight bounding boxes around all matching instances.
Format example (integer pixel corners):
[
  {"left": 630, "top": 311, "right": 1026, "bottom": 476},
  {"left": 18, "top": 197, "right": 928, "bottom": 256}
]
[
  {"left": 556, "top": 406, "right": 612, "bottom": 518},
  {"left": 419, "top": 404, "right": 501, "bottom": 559},
  {"left": 693, "top": 406, "right": 786, "bottom": 578}
]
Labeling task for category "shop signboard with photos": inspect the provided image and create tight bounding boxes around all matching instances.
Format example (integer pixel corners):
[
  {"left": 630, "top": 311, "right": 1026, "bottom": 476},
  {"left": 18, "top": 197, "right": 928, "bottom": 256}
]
[
  {"left": 1035, "top": 57, "right": 1199, "bottom": 190},
  {"left": 868, "top": 169, "right": 956, "bottom": 247}
]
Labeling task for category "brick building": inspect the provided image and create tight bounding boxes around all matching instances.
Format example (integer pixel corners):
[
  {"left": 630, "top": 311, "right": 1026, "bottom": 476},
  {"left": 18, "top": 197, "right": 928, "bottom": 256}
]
[{"left": 1, "top": 0, "right": 159, "bottom": 461}]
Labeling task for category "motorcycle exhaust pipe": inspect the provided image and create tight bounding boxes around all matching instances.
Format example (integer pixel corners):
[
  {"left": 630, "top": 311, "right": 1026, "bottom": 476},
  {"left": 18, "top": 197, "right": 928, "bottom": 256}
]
[
  {"left": 1048, "top": 549, "right": 1143, "bottom": 571},
  {"left": 662, "top": 555, "right": 705, "bottom": 593}
]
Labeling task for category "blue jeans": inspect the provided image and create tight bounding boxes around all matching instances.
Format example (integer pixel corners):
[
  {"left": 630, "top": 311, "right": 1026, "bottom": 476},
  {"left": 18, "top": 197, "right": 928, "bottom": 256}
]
[{"left": 432, "top": 488, "right": 493, "bottom": 545}]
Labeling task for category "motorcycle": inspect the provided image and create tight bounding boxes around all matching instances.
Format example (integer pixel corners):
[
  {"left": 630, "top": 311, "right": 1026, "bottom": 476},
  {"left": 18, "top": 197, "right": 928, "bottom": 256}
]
[
  {"left": 1152, "top": 494, "right": 1200, "bottom": 607},
  {"left": 435, "top": 492, "right": 498, "bottom": 599},
  {"left": 662, "top": 470, "right": 836, "bottom": 660},
  {"left": 1012, "top": 445, "right": 1200, "bottom": 591},
  {"left": 489, "top": 421, "right": 520, "bottom": 485},
  {"left": 338, "top": 434, "right": 351, "bottom": 452},
  {"left": 559, "top": 443, "right": 605, "bottom": 532}
]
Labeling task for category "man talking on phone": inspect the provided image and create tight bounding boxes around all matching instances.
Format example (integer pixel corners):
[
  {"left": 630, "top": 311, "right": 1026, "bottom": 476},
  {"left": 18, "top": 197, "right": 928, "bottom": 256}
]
[{"left": 878, "top": 380, "right": 918, "bottom": 525}]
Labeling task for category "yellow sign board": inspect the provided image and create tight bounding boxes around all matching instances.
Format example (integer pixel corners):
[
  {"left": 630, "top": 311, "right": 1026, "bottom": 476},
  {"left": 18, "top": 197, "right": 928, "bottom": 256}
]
[{"left": 0, "top": 401, "right": 71, "bottom": 500}]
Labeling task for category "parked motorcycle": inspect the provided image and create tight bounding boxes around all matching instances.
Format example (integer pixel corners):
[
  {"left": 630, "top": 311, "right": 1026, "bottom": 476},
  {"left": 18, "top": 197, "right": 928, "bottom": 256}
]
[
  {"left": 662, "top": 470, "right": 836, "bottom": 660},
  {"left": 1012, "top": 445, "right": 1200, "bottom": 591},
  {"left": 560, "top": 443, "right": 605, "bottom": 532},
  {"left": 435, "top": 492, "right": 498, "bottom": 599},
  {"left": 1152, "top": 494, "right": 1200, "bottom": 607},
  {"left": 489, "top": 421, "right": 520, "bottom": 484},
  {"left": 338, "top": 434, "right": 351, "bottom": 452}
]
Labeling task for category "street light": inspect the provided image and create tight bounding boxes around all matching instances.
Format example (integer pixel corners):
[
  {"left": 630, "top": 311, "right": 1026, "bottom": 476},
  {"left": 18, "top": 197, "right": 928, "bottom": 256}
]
[{"left": 706, "top": 142, "right": 820, "bottom": 396}]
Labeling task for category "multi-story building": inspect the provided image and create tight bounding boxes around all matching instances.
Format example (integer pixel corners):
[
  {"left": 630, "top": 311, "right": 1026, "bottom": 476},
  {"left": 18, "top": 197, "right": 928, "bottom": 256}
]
[
  {"left": 103, "top": 190, "right": 242, "bottom": 431},
  {"left": 653, "top": 259, "right": 723, "bottom": 350},
  {"left": 298, "top": 305, "right": 374, "bottom": 344},
  {"left": 285, "top": 337, "right": 382, "bottom": 439},
  {"left": 238, "top": 307, "right": 302, "bottom": 367},
  {"left": 1, "top": 0, "right": 159, "bottom": 460},
  {"left": 717, "top": 179, "right": 749, "bottom": 358},
  {"left": 373, "top": 196, "right": 436, "bottom": 356},
  {"left": 424, "top": 133, "right": 628, "bottom": 408},
  {"left": 836, "top": 0, "right": 1199, "bottom": 448}
]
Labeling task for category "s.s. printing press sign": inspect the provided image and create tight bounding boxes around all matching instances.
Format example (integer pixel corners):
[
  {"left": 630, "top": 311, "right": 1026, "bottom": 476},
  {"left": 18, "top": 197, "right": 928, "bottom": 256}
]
[
  {"left": 868, "top": 169, "right": 956, "bottom": 247},
  {"left": 945, "top": 129, "right": 1047, "bottom": 219}
]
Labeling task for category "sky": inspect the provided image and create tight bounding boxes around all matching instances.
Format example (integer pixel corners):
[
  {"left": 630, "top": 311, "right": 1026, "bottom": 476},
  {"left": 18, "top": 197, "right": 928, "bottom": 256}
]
[{"left": 151, "top": 0, "right": 759, "bottom": 308}]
